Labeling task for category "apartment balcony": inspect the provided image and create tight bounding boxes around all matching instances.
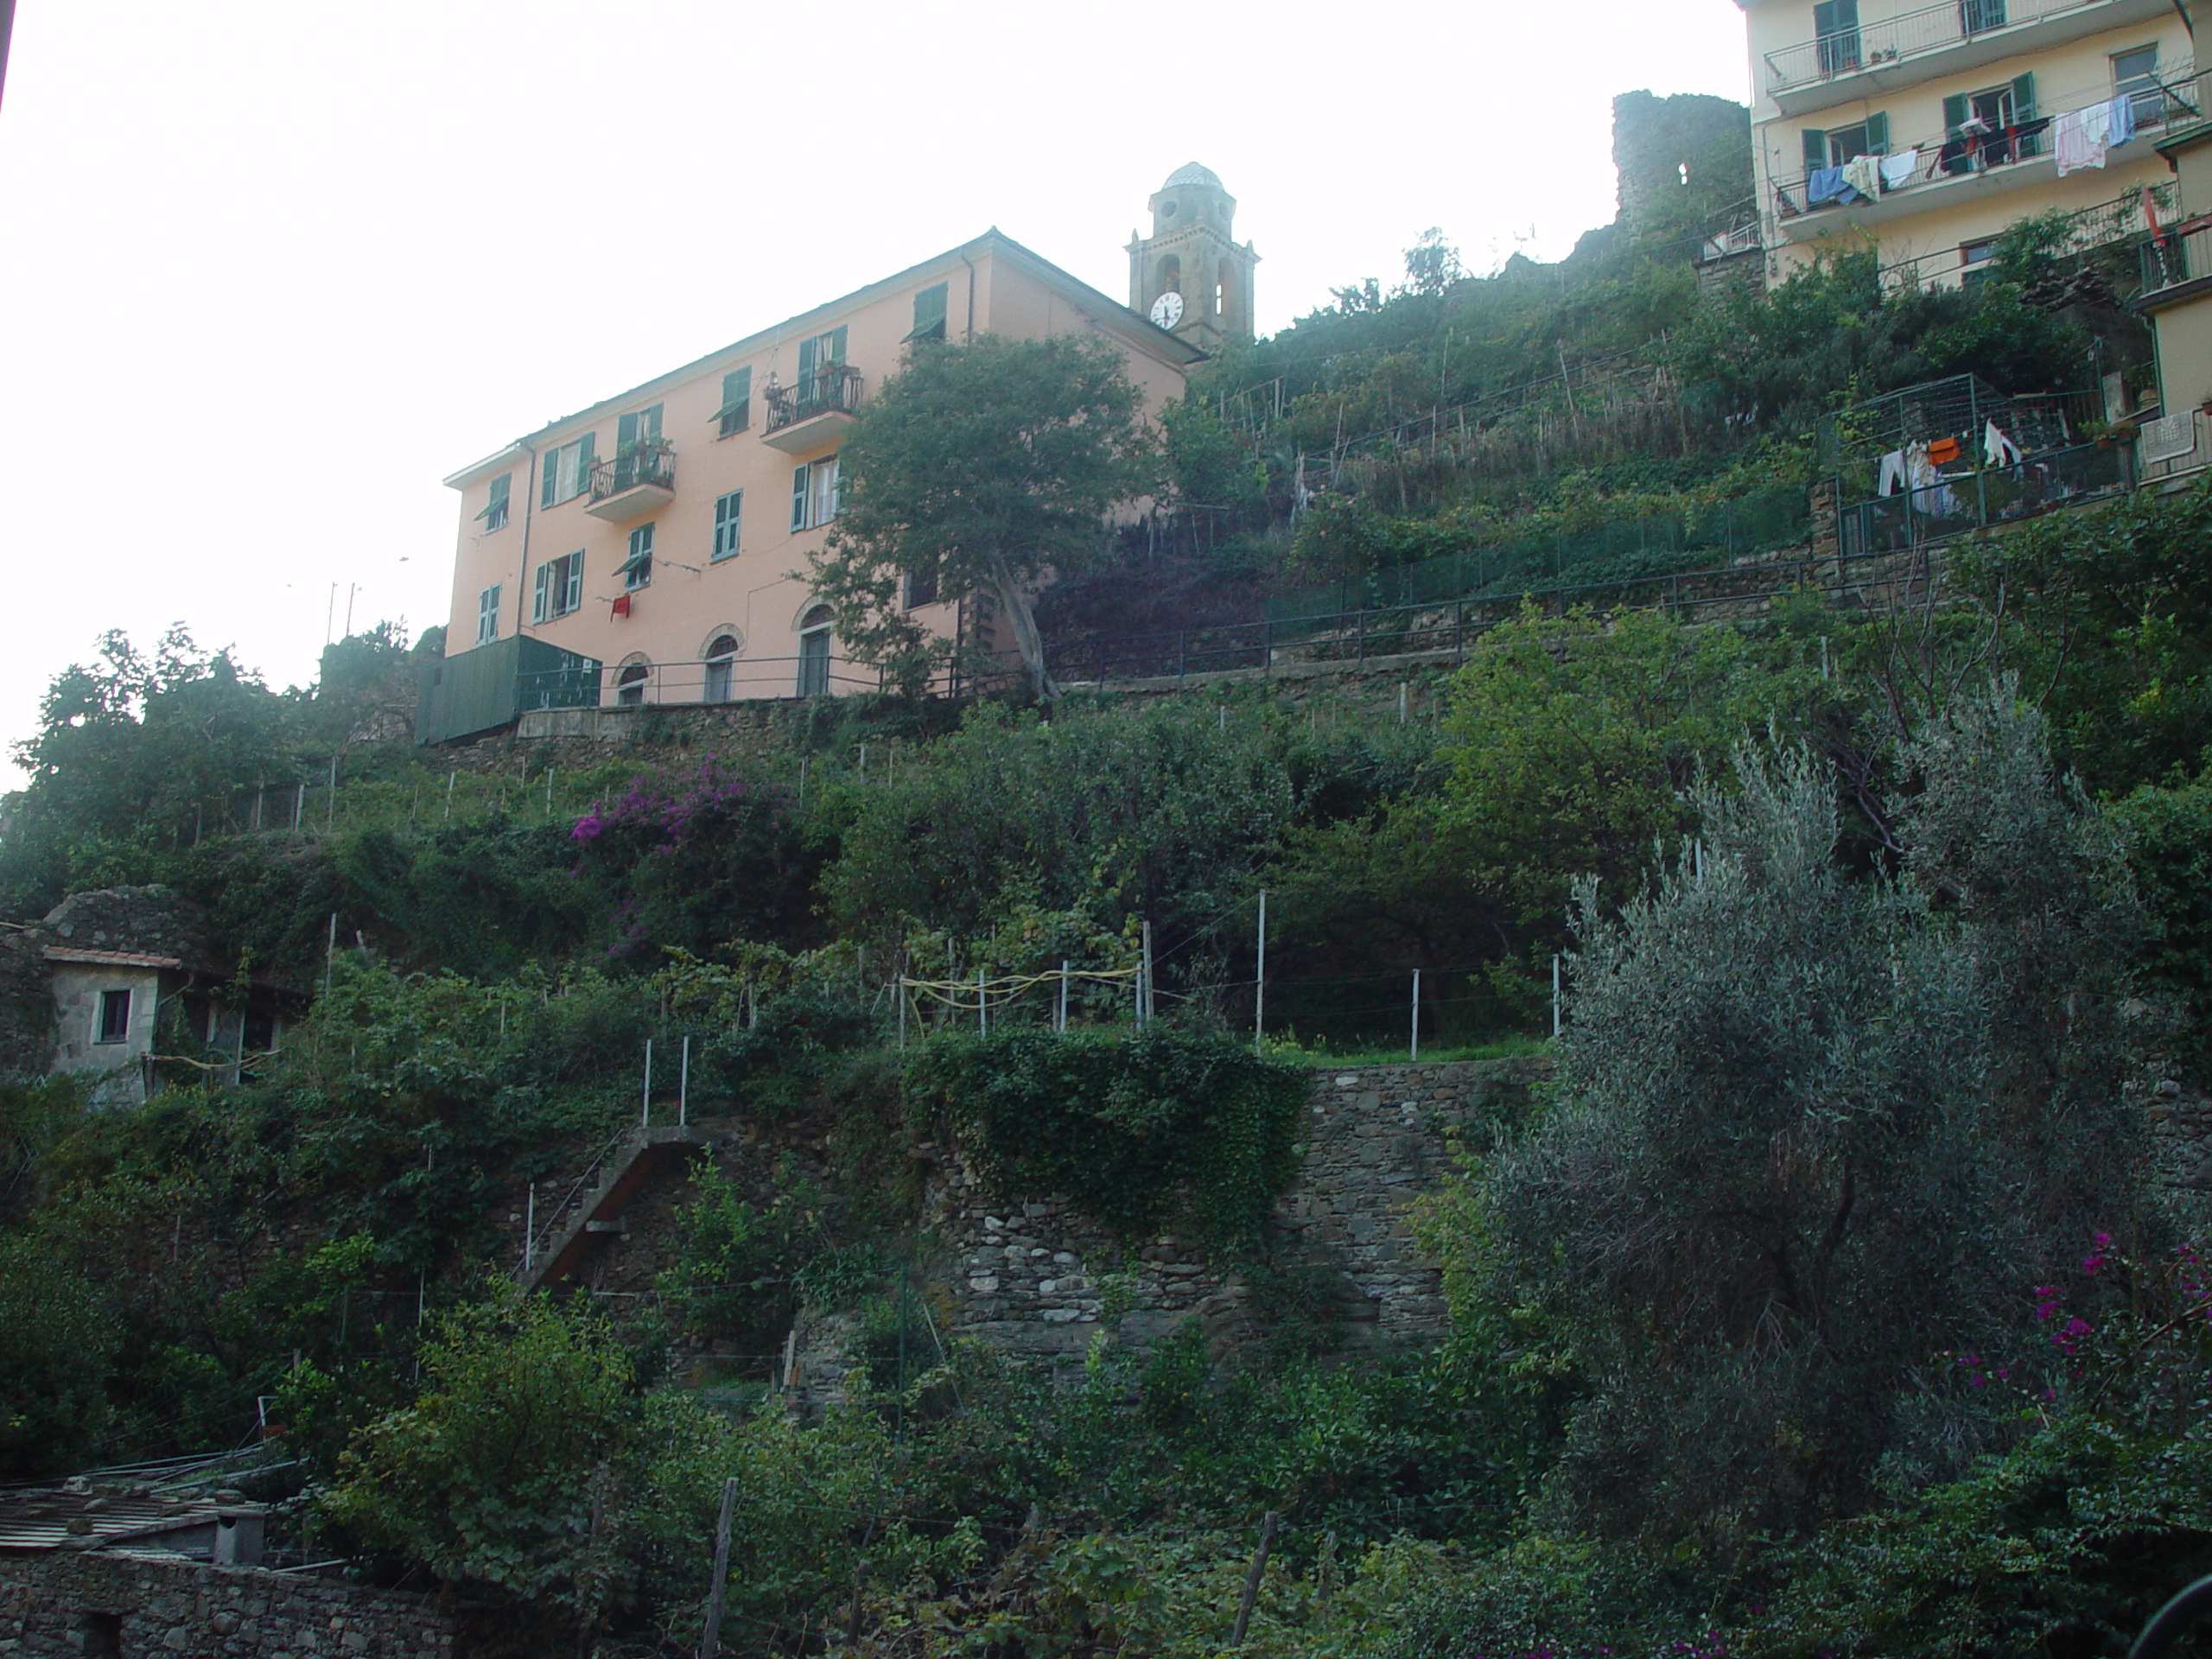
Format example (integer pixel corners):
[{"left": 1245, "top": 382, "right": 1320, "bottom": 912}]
[
  {"left": 1764, "top": 0, "right": 2169, "bottom": 115},
  {"left": 586, "top": 442, "right": 675, "bottom": 522},
  {"left": 762, "top": 365, "right": 863, "bottom": 453},
  {"left": 2139, "top": 217, "right": 2212, "bottom": 308},
  {"left": 1772, "top": 112, "right": 2175, "bottom": 245}
]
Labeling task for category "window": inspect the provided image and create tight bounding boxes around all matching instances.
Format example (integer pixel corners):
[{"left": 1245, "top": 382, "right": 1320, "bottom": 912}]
[
  {"left": 797, "top": 605, "right": 834, "bottom": 697},
  {"left": 618, "top": 404, "right": 663, "bottom": 450},
  {"left": 620, "top": 523, "right": 653, "bottom": 590},
  {"left": 1960, "top": 237, "right": 1999, "bottom": 286},
  {"left": 2115, "top": 46, "right": 2164, "bottom": 126},
  {"left": 475, "top": 472, "right": 511, "bottom": 531},
  {"left": 1960, "top": 0, "right": 2005, "bottom": 33},
  {"left": 713, "top": 490, "right": 743, "bottom": 561},
  {"left": 96, "top": 988, "right": 131, "bottom": 1045},
  {"left": 1814, "top": 0, "right": 1860, "bottom": 73},
  {"left": 540, "top": 435, "right": 596, "bottom": 507},
  {"left": 703, "top": 632, "right": 740, "bottom": 702},
  {"left": 903, "top": 563, "right": 938, "bottom": 609},
  {"left": 1803, "top": 113, "right": 1888, "bottom": 171},
  {"left": 906, "top": 282, "right": 949, "bottom": 343},
  {"left": 616, "top": 664, "right": 649, "bottom": 706},
  {"left": 798, "top": 327, "right": 848, "bottom": 403},
  {"left": 475, "top": 583, "right": 501, "bottom": 645},
  {"left": 716, "top": 367, "right": 753, "bottom": 437},
  {"left": 1942, "top": 76, "right": 2038, "bottom": 168},
  {"left": 790, "top": 457, "right": 842, "bottom": 531},
  {"left": 531, "top": 550, "right": 584, "bottom": 622}
]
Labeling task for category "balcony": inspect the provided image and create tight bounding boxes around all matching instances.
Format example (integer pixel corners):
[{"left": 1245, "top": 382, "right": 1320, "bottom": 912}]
[
  {"left": 586, "top": 441, "right": 675, "bottom": 522},
  {"left": 1764, "top": 0, "right": 2169, "bottom": 114},
  {"left": 1771, "top": 112, "right": 2177, "bottom": 246},
  {"left": 2139, "top": 217, "right": 2212, "bottom": 308},
  {"left": 762, "top": 365, "right": 863, "bottom": 453}
]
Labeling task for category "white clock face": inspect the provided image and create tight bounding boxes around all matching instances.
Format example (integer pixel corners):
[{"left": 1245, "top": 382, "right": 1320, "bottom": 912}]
[{"left": 1150, "top": 291, "right": 1185, "bottom": 328}]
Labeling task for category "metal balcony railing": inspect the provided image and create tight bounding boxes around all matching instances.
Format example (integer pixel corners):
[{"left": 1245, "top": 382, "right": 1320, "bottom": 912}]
[
  {"left": 1767, "top": 0, "right": 2129, "bottom": 93},
  {"left": 589, "top": 440, "right": 674, "bottom": 500},
  {"left": 763, "top": 365, "right": 863, "bottom": 435},
  {"left": 2141, "top": 219, "right": 2212, "bottom": 294}
]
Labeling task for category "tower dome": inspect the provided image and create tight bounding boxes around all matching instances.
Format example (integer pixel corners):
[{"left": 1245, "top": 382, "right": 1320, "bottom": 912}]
[{"left": 1165, "top": 162, "right": 1223, "bottom": 190}]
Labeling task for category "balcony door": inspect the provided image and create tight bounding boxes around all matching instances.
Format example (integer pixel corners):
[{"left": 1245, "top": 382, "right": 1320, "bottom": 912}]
[
  {"left": 797, "top": 327, "right": 847, "bottom": 407},
  {"left": 1960, "top": 0, "right": 2005, "bottom": 35},
  {"left": 1814, "top": 0, "right": 1860, "bottom": 75},
  {"left": 797, "top": 606, "right": 833, "bottom": 697}
]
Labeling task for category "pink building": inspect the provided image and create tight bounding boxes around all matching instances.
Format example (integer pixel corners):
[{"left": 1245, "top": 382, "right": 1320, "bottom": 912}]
[{"left": 423, "top": 226, "right": 1205, "bottom": 743}]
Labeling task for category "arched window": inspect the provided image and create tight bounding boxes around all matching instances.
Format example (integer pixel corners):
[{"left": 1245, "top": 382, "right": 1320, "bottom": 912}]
[
  {"left": 616, "top": 663, "right": 650, "bottom": 707},
  {"left": 1218, "top": 259, "right": 1238, "bottom": 326},
  {"left": 1157, "top": 254, "right": 1181, "bottom": 296},
  {"left": 703, "top": 633, "right": 740, "bottom": 703},
  {"left": 796, "top": 606, "right": 834, "bottom": 697}
]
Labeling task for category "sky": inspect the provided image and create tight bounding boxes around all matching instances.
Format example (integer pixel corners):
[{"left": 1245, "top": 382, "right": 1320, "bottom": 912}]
[{"left": 0, "top": 0, "right": 1749, "bottom": 790}]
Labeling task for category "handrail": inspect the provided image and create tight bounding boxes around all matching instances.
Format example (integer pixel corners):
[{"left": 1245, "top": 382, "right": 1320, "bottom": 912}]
[
  {"left": 1765, "top": 0, "right": 2123, "bottom": 92},
  {"left": 764, "top": 365, "right": 863, "bottom": 433},
  {"left": 590, "top": 441, "right": 674, "bottom": 499},
  {"left": 524, "top": 1125, "right": 632, "bottom": 1273}
]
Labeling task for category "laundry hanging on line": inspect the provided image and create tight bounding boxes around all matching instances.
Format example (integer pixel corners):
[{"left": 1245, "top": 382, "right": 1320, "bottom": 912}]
[
  {"left": 1984, "top": 421, "right": 2023, "bottom": 467},
  {"left": 1840, "top": 154, "right": 1882, "bottom": 201}
]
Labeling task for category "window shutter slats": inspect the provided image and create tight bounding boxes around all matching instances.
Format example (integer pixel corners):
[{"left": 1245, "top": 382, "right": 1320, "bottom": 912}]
[
  {"left": 1865, "top": 111, "right": 1889, "bottom": 154},
  {"left": 791, "top": 465, "right": 810, "bottom": 531},
  {"left": 1802, "top": 127, "right": 1827, "bottom": 170}
]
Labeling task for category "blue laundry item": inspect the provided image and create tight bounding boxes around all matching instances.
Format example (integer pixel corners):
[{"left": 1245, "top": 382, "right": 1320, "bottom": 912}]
[
  {"left": 2107, "top": 92, "right": 2137, "bottom": 147},
  {"left": 1808, "top": 166, "right": 1847, "bottom": 205}
]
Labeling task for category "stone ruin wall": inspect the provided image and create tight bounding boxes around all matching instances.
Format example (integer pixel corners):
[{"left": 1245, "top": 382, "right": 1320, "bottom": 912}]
[
  {"left": 0, "top": 1551, "right": 453, "bottom": 1659},
  {"left": 798, "top": 1057, "right": 1551, "bottom": 1395}
]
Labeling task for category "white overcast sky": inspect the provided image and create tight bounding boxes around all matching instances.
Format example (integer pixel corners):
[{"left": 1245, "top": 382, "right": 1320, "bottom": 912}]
[{"left": 0, "top": 0, "right": 1747, "bottom": 789}]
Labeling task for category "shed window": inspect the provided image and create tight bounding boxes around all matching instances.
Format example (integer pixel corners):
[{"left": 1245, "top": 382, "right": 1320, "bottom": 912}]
[{"left": 97, "top": 988, "right": 131, "bottom": 1045}]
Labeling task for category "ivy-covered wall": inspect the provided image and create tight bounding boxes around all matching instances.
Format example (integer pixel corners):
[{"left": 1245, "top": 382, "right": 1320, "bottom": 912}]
[{"left": 917, "top": 1056, "right": 1551, "bottom": 1373}]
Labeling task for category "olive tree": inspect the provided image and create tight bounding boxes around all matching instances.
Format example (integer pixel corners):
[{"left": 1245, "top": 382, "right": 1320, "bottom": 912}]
[{"left": 1467, "top": 688, "right": 2148, "bottom": 1550}]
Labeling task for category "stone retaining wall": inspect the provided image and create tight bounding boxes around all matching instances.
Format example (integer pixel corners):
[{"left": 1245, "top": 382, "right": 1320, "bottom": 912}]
[
  {"left": 0, "top": 1552, "right": 454, "bottom": 1658},
  {"left": 917, "top": 1056, "right": 1548, "bottom": 1374}
]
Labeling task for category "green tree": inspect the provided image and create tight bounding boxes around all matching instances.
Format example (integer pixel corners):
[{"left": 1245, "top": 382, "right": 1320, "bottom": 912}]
[
  {"left": 809, "top": 334, "right": 1159, "bottom": 700},
  {"left": 1466, "top": 690, "right": 2145, "bottom": 1551},
  {"left": 318, "top": 1300, "right": 721, "bottom": 1650}
]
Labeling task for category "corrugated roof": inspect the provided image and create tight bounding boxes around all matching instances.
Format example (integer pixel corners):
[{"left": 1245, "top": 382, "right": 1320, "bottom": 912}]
[
  {"left": 43, "top": 947, "right": 183, "bottom": 969},
  {"left": 0, "top": 1486, "right": 262, "bottom": 1556}
]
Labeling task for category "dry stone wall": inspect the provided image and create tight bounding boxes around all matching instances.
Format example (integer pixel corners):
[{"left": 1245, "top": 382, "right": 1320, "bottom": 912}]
[
  {"left": 915, "top": 1057, "right": 1548, "bottom": 1376},
  {"left": 0, "top": 1552, "right": 454, "bottom": 1658}
]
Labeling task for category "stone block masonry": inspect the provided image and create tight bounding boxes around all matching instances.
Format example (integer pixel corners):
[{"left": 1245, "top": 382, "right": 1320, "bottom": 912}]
[
  {"left": 0, "top": 1551, "right": 454, "bottom": 1658},
  {"left": 917, "top": 1057, "right": 1549, "bottom": 1370}
]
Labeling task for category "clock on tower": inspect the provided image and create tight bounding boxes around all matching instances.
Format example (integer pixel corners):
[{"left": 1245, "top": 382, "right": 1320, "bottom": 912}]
[{"left": 1128, "top": 163, "right": 1259, "bottom": 352}]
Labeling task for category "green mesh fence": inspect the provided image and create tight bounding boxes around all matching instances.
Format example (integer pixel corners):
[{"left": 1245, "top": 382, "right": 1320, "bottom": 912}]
[{"left": 1268, "top": 484, "right": 1808, "bottom": 622}]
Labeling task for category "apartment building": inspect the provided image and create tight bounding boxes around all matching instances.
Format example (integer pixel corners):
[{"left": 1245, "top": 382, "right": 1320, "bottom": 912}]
[
  {"left": 423, "top": 226, "right": 1204, "bottom": 744},
  {"left": 1738, "top": 0, "right": 2192, "bottom": 287}
]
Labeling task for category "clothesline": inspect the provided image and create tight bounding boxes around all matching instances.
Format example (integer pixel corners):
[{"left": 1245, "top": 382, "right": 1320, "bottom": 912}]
[{"left": 1785, "top": 86, "right": 2150, "bottom": 215}]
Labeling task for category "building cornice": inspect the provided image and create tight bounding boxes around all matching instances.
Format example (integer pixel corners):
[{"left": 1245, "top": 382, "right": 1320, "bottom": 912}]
[{"left": 443, "top": 230, "right": 1204, "bottom": 492}]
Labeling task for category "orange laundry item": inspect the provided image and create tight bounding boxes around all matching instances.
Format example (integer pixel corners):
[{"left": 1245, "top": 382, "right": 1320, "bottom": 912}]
[
  {"left": 612, "top": 594, "right": 632, "bottom": 617},
  {"left": 1927, "top": 435, "right": 1962, "bottom": 465}
]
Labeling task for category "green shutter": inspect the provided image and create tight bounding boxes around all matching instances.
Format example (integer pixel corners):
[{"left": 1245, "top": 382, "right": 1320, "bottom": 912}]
[
  {"left": 827, "top": 325, "right": 848, "bottom": 365},
  {"left": 798, "top": 334, "right": 818, "bottom": 382},
  {"left": 791, "top": 465, "right": 810, "bottom": 531},
  {"left": 1943, "top": 93, "right": 1969, "bottom": 137},
  {"left": 2011, "top": 72, "right": 2039, "bottom": 155},
  {"left": 532, "top": 562, "right": 552, "bottom": 622},
  {"left": 718, "top": 368, "right": 752, "bottom": 435},
  {"left": 909, "top": 283, "right": 948, "bottom": 341},
  {"left": 1865, "top": 111, "right": 1889, "bottom": 154},
  {"left": 540, "top": 454, "right": 557, "bottom": 509},
  {"left": 1813, "top": 0, "right": 1838, "bottom": 32},
  {"left": 643, "top": 404, "right": 663, "bottom": 442},
  {"left": 618, "top": 411, "right": 639, "bottom": 449},
  {"left": 1803, "top": 127, "right": 1828, "bottom": 170},
  {"left": 577, "top": 433, "right": 595, "bottom": 486}
]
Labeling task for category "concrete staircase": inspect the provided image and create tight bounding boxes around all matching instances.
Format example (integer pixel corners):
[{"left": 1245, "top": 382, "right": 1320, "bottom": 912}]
[{"left": 518, "top": 1122, "right": 727, "bottom": 1292}]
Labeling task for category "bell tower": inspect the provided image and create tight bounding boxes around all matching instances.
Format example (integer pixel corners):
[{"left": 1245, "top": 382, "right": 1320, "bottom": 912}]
[{"left": 1127, "top": 163, "right": 1259, "bottom": 352}]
